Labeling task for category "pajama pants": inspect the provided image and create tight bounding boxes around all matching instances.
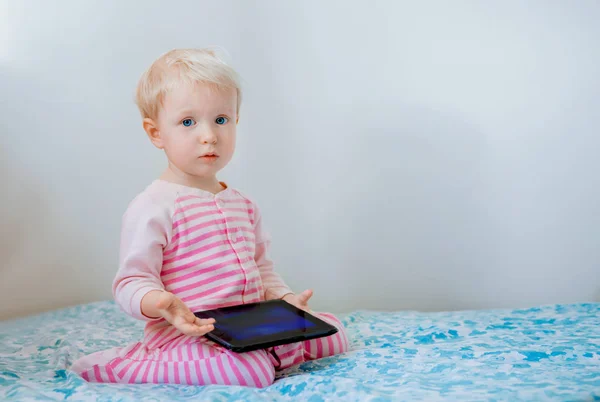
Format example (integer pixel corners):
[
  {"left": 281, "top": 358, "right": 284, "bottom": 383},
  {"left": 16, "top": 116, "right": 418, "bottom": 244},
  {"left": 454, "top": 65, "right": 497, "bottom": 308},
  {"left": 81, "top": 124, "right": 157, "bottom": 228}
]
[{"left": 72, "top": 312, "right": 348, "bottom": 388}]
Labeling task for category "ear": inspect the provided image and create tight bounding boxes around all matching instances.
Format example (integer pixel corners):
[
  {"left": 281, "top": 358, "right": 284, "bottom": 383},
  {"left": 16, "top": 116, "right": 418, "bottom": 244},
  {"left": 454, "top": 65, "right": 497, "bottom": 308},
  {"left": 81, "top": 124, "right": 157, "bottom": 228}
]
[{"left": 143, "top": 118, "right": 164, "bottom": 149}]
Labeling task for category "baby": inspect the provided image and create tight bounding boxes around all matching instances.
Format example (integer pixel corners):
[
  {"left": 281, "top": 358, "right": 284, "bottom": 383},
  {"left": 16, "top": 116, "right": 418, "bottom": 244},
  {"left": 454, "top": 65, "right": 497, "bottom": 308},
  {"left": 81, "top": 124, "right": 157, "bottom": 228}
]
[{"left": 71, "top": 48, "right": 349, "bottom": 387}]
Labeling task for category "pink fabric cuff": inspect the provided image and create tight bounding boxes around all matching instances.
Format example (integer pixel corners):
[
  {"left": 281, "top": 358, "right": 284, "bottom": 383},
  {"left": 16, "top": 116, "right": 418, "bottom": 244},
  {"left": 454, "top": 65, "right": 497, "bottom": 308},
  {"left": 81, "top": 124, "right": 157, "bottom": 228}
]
[
  {"left": 130, "top": 286, "right": 163, "bottom": 321},
  {"left": 266, "top": 286, "right": 294, "bottom": 301}
]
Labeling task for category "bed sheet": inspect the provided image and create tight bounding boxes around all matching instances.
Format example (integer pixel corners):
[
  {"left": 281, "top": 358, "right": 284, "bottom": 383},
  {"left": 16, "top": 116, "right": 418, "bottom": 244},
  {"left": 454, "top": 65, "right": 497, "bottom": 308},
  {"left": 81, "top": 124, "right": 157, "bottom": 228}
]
[{"left": 1, "top": 302, "right": 598, "bottom": 401}]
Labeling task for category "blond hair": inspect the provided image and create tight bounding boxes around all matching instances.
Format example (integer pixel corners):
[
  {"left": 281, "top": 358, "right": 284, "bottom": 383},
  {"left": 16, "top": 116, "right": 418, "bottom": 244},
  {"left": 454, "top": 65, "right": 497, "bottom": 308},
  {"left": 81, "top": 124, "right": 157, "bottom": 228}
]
[{"left": 135, "top": 48, "right": 242, "bottom": 120}]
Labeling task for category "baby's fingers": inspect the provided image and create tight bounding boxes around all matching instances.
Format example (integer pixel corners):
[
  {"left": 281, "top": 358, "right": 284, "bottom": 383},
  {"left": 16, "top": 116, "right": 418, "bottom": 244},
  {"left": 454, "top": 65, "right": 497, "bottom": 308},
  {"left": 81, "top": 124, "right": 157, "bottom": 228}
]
[
  {"left": 195, "top": 317, "right": 216, "bottom": 326},
  {"left": 192, "top": 317, "right": 216, "bottom": 336},
  {"left": 176, "top": 316, "right": 216, "bottom": 336},
  {"left": 177, "top": 321, "right": 215, "bottom": 337}
]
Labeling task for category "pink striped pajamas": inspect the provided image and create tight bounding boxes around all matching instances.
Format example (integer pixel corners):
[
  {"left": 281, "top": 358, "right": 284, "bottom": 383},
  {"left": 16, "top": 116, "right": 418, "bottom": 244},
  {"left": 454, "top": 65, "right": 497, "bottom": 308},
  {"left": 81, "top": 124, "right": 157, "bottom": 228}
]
[{"left": 72, "top": 180, "right": 349, "bottom": 387}]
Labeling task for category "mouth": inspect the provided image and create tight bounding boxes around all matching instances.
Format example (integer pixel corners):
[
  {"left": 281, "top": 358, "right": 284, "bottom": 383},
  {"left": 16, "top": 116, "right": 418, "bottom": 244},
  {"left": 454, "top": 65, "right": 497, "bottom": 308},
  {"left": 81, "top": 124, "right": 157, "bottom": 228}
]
[{"left": 199, "top": 152, "right": 219, "bottom": 161}]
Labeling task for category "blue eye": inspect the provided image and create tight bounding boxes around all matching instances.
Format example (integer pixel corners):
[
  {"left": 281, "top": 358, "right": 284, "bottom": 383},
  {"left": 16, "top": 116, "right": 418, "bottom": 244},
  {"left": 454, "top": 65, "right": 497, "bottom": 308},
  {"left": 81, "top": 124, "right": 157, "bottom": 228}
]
[
  {"left": 182, "top": 118, "right": 195, "bottom": 127},
  {"left": 215, "top": 116, "right": 229, "bottom": 125}
]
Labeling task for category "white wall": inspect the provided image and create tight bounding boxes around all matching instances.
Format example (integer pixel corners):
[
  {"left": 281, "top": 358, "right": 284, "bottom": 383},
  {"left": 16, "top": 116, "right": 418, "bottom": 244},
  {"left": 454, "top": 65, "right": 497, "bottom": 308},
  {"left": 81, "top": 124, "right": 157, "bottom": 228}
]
[{"left": 1, "top": 0, "right": 599, "bottom": 320}]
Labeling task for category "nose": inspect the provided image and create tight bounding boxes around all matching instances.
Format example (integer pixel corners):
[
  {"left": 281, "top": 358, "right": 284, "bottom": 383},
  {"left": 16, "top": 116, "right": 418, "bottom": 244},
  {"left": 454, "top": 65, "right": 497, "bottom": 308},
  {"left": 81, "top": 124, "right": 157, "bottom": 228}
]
[{"left": 198, "top": 125, "right": 217, "bottom": 144}]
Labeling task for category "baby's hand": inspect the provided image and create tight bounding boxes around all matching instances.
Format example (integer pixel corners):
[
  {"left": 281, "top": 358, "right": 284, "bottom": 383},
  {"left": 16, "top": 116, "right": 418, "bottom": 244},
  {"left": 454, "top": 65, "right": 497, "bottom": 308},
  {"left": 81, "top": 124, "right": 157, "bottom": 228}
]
[
  {"left": 282, "top": 289, "right": 314, "bottom": 313},
  {"left": 155, "top": 292, "right": 216, "bottom": 336}
]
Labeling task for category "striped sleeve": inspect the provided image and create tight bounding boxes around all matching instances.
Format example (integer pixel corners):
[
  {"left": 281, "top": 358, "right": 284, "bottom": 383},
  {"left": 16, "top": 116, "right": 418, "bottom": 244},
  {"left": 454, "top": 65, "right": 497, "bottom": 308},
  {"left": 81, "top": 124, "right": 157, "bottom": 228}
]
[
  {"left": 112, "top": 193, "right": 172, "bottom": 321},
  {"left": 252, "top": 203, "right": 293, "bottom": 300}
]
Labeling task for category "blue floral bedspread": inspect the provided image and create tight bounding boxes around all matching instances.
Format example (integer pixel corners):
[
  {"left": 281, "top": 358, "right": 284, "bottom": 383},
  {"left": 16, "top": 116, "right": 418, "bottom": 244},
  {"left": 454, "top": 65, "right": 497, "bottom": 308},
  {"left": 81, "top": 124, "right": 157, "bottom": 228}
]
[{"left": 1, "top": 302, "right": 598, "bottom": 401}]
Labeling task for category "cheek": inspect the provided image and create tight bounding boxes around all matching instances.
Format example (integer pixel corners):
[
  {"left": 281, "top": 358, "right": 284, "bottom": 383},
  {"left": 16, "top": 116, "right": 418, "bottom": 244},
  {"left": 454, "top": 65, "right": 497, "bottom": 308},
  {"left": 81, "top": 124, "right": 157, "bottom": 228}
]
[
  {"left": 164, "top": 133, "right": 195, "bottom": 159},
  {"left": 224, "top": 131, "right": 236, "bottom": 152},
  {"left": 224, "top": 139, "right": 236, "bottom": 158}
]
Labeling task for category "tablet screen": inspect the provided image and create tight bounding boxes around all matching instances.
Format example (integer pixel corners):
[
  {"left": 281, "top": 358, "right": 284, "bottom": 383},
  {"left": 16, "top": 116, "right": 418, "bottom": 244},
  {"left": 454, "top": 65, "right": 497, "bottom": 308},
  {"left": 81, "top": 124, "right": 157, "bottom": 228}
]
[{"left": 210, "top": 304, "right": 317, "bottom": 340}]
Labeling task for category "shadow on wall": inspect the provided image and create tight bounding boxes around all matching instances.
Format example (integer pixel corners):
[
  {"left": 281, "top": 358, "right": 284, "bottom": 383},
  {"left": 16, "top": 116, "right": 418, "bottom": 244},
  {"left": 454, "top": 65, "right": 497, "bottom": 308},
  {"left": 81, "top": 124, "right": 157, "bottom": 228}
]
[
  {"left": 0, "top": 151, "right": 47, "bottom": 272},
  {"left": 0, "top": 68, "right": 103, "bottom": 321},
  {"left": 0, "top": 147, "right": 101, "bottom": 320},
  {"left": 0, "top": 147, "right": 53, "bottom": 319}
]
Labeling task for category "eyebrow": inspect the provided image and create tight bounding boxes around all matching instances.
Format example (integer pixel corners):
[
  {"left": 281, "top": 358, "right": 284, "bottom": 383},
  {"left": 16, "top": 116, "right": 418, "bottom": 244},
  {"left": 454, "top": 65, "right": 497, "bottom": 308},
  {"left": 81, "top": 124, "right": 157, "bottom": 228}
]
[
  {"left": 176, "top": 109, "right": 195, "bottom": 117},
  {"left": 176, "top": 108, "right": 235, "bottom": 117}
]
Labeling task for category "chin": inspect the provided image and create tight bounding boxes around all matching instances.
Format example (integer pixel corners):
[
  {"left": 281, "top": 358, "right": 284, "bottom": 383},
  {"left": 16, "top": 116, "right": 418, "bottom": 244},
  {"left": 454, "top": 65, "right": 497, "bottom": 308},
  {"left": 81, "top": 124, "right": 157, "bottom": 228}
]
[{"left": 193, "top": 167, "right": 221, "bottom": 176}]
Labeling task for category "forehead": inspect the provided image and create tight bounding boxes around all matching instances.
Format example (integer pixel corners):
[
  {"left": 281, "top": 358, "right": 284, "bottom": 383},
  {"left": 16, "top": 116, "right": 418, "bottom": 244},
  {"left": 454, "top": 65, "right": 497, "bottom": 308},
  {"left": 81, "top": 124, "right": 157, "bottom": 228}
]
[{"left": 162, "top": 82, "right": 237, "bottom": 114}]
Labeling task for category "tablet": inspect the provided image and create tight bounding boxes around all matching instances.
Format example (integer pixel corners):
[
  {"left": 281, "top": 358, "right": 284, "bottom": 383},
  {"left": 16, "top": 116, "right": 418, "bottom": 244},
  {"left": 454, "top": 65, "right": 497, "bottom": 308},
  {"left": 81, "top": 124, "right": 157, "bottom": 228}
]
[{"left": 194, "top": 300, "right": 338, "bottom": 353}]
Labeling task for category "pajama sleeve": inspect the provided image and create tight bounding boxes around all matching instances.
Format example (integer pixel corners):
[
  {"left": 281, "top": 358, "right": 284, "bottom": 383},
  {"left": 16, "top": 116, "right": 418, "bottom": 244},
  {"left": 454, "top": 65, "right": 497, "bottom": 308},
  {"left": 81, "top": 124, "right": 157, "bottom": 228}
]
[
  {"left": 253, "top": 204, "right": 294, "bottom": 300},
  {"left": 112, "top": 194, "right": 171, "bottom": 321}
]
